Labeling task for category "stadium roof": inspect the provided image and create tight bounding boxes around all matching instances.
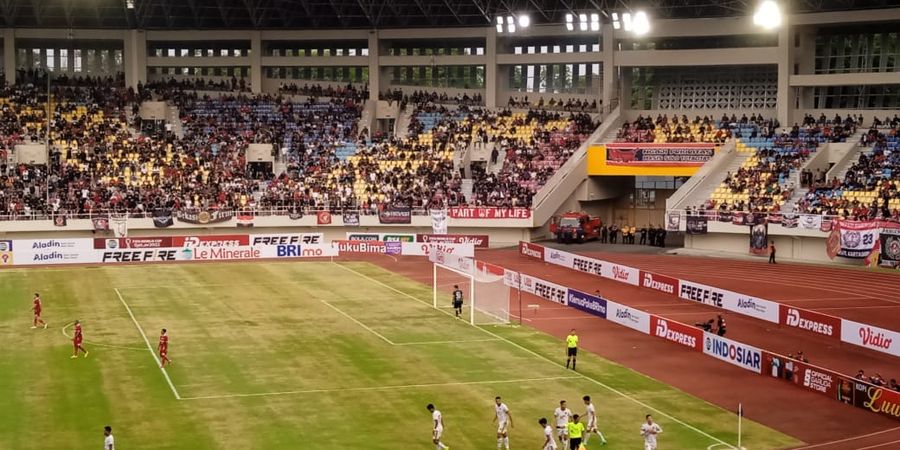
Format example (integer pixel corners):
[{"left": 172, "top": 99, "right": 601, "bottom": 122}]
[{"left": 2, "top": 0, "right": 899, "bottom": 30}]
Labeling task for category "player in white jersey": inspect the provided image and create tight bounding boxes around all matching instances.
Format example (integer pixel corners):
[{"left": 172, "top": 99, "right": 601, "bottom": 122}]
[
  {"left": 553, "top": 400, "right": 572, "bottom": 448},
  {"left": 427, "top": 404, "right": 450, "bottom": 450},
  {"left": 539, "top": 418, "right": 558, "bottom": 450},
  {"left": 493, "top": 396, "right": 512, "bottom": 449},
  {"left": 582, "top": 395, "right": 608, "bottom": 445},
  {"left": 640, "top": 414, "right": 663, "bottom": 450},
  {"left": 103, "top": 426, "right": 114, "bottom": 450}
]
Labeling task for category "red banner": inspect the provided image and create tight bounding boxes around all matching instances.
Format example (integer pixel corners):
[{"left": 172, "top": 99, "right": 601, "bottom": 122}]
[
  {"left": 854, "top": 380, "right": 900, "bottom": 421},
  {"left": 449, "top": 207, "right": 531, "bottom": 219},
  {"left": 779, "top": 307, "right": 841, "bottom": 340},
  {"left": 93, "top": 237, "right": 173, "bottom": 249},
  {"left": 640, "top": 271, "right": 678, "bottom": 295},
  {"left": 317, "top": 211, "right": 332, "bottom": 225},
  {"left": 761, "top": 352, "right": 854, "bottom": 404},
  {"left": 519, "top": 241, "right": 544, "bottom": 260},
  {"left": 171, "top": 235, "right": 250, "bottom": 248},
  {"left": 650, "top": 316, "right": 702, "bottom": 351},
  {"left": 417, "top": 234, "right": 489, "bottom": 248},
  {"left": 605, "top": 143, "right": 716, "bottom": 167}
]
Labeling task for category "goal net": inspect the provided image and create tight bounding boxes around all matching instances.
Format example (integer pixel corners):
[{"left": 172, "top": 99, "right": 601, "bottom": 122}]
[{"left": 430, "top": 250, "right": 511, "bottom": 325}]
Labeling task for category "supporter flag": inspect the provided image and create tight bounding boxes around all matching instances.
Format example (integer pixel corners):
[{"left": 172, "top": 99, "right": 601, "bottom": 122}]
[
  {"left": 686, "top": 215, "right": 708, "bottom": 235},
  {"left": 378, "top": 205, "right": 412, "bottom": 224},
  {"left": 731, "top": 212, "right": 745, "bottom": 226},
  {"left": 749, "top": 222, "right": 768, "bottom": 256},
  {"left": 782, "top": 214, "right": 798, "bottom": 228},
  {"left": 317, "top": 211, "right": 332, "bottom": 225},
  {"left": 716, "top": 210, "right": 733, "bottom": 222},
  {"left": 111, "top": 216, "right": 128, "bottom": 238},
  {"left": 768, "top": 213, "right": 782, "bottom": 224},
  {"left": 92, "top": 217, "right": 110, "bottom": 231},
  {"left": 342, "top": 211, "right": 360, "bottom": 226},
  {"left": 820, "top": 216, "right": 833, "bottom": 232},
  {"left": 800, "top": 214, "right": 822, "bottom": 230},
  {"left": 665, "top": 211, "right": 681, "bottom": 231},
  {"left": 879, "top": 226, "right": 900, "bottom": 268},
  {"left": 152, "top": 209, "right": 174, "bottom": 228},
  {"left": 237, "top": 213, "right": 254, "bottom": 227},
  {"left": 745, "top": 213, "right": 757, "bottom": 226},
  {"left": 431, "top": 209, "right": 448, "bottom": 235},
  {"left": 288, "top": 209, "right": 303, "bottom": 220},
  {"left": 826, "top": 221, "right": 841, "bottom": 260},
  {"left": 53, "top": 214, "right": 67, "bottom": 227}
]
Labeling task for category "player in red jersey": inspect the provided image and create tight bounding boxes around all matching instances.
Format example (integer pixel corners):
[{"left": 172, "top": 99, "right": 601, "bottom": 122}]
[
  {"left": 71, "top": 320, "right": 88, "bottom": 358},
  {"left": 158, "top": 328, "right": 172, "bottom": 367},
  {"left": 32, "top": 293, "right": 47, "bottom": 329}
]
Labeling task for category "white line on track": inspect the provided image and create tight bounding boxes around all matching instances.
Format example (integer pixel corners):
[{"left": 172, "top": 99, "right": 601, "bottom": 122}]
[
  {"left": 114, "top": 288, "right": 182, "bottom": 400},
  {"left": 856, "top": 439, "right": 900, "bottom": 450},
  {"left": 790, "top": 426, "right": 900, "bottom": 449},
  {"left": 60, "top": 322, "right": 146, "bottom": 351},
  {"left": 812, "top": 305, "right": 900, "bottom": 311},
  {"left": 179, "top": 375, "right": 582, "bottom": 401},
  {"left": 332, "top": 262, "right": 737, "bottom": 449}
]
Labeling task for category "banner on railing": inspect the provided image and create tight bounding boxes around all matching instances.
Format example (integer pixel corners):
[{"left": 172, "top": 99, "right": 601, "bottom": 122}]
[
  {"left": 379, "top": 206, "right": 412, "bottom": 224},
  {"left": 836, "top": 220, "right": 879, "bottom": 259},
  {"left": 588, "top": 144, "right": 716, "bottom": 176},
  {"left": 749, "top": 222, "right": 768, "bottom": 256},
  {"left": 176, "top": 209, "right": 234, "bottom": 225},
  {"left": 879, "top": 227, "right": 900, "bottom": 268},
  {"left": 345, "top": 232, "right": 416, "bottom": 242},
  {"left": 686, "top": 216, "right": 708, "bottom": 235},
  {"left": 703, "top": 332, "right": 762, "bottom": 374},
  {"left": 449, "top": 207, "right": 531, "bottom": 219},
  {"left": 417, "top": 234, "right": 489, "bottom": 248}
]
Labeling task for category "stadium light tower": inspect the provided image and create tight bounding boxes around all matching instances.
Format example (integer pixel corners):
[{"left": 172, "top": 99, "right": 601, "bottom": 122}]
[
  {"left": 607, "top": 10, "right": 650, "bottom": 36},
  {"left": 753, "top": 0, "right": 782, "bottom": 29},
  {"left": 496, "top": 14, "right": 530, "bottom": 33},
  {"left": 564, "top": 13, "right": 600, "bottom": 32}
]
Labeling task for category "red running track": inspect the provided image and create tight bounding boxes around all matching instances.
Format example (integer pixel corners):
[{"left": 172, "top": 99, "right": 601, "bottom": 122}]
[{"left": 354, "top": 252, "right": 900, "bottom": 449}]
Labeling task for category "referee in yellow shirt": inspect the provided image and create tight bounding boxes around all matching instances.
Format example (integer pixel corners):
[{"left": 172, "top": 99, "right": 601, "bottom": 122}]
[
  {"left": 566, "top": 328, "right": 578, "bottom": 371},
  {"left": 567, "top": 414, "right": 585, "bottom": 450}
]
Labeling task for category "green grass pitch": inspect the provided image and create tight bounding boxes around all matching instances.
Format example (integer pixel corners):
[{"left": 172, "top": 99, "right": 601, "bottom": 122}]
[{"left": 0, "top": 261, "right": 802, "bottom": 449}]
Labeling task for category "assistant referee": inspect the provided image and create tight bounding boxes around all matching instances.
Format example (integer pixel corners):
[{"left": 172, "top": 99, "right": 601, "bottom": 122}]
[{"left": 566, "top": 328, "right": 578, "bottom": 371}]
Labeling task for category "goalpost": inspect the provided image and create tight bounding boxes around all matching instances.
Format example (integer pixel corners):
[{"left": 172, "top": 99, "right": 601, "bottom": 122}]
[{"left": 430, "top": 250, "right": 511, "bottom": 325}]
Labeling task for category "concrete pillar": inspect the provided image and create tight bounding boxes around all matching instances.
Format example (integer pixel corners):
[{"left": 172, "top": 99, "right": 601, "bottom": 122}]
[
  {"left": 4, "top": 29, "right": 15, "bottom": 84},
  {"left": 602, "top": 24, "right": 615, "bottom": 112},
  {"left": 367, "top": 31, "right": 379, "bottom": 101},
  {"left": 796, "top": 26, "right": 817, "bottom": 111},
  {"left": 250, "top": 31, "right": 262, "bottom": 94},
  {"left": 484, "top": 27, "right": 497, "bottom": 108},
  {"left": 123, "top": 29, "right": 147, "bottom": 89},
  {"left": 776, "top": 18, "right": 792, "bottom": 126}
]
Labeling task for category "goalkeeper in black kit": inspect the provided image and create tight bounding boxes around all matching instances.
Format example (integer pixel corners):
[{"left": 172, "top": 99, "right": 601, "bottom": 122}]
[{"left": 452, "top": 285, "right": 464, "bottom": 318}]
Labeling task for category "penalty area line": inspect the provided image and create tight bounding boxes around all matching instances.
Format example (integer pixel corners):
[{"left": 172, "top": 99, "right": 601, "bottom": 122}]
[
  {"left": 114, "top": 288, "right": 182, "bottom": 400},
  {"left": 179, "top": 375, "right": 582, "bottom": 401},
  {"left": 332, "top": 262, "right": 737, "bottom": 450}
]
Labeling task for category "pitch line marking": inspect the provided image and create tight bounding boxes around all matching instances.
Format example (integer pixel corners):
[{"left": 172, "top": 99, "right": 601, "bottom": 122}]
[
  {"left": 321, "top": 300, "right": 501, "bottom": 346},
  {"left": 179, "top": 375, "right": 582, "bottom": 401},
  {"left": 60, "top": 322, "right": 145, "bottom": 351},
  {"left": 332, "top": 262, "right": 737, "bottom": 449},
  {"left": 114, "top": 288, "right": 182, "bottom": 400}
]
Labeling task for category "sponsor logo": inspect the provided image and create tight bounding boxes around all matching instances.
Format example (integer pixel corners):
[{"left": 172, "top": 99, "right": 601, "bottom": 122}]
[
  {"left": 783, "top": 308, "right": 835, "bottom": 337},
  {"left": 679, "top": 282, "right": 724, "bottom": 307},
  {"left": 642, "top": 272, "right": 676, "bottom": 294},
  {"left": 573, "top": 257, "right": 602, "bottom": 275},
  {"left": 611, "top": 266, "right": 630, "bottom": 281},
  {"left": 192, "top": 247, "right": 260, "bottom": 261},
  {"left": 736, "top": 297, "right": 769, "bottom": 315},
  {"left": 858, "top": 384, "right": 900, "bottom": 419},
  {"left": 101, "top": 250, "right": 179, "bottom": 263},
  {"left": 653, "top": 317, "right": 699, "bottom": 350},
  {"left": 275, "top": 245, "right": 329, "bottom": 258},
  {"left": 567, "top": 290, "right": 606, "bottom": 318},
  {"left": 615, "top": 307, "right": 639, "bottom": 323},
  {"left": 106, "top": 239, "right": 118, "bottom": 249},
  {"left": 337, "top": 241, "right": 386, "bottom": 253},
  {"left": 860, "top": 326, "right": 893, "bottom": 350},
  {"left": 519, "top": 242, "right": 544, "bottom": 259},
  {"left": 548, "top": 250, "right": 569, "bottom": 264},
  {"left": 417, "top": 234, "right": 489, "bottom": 248},
  {"left": 382, "top": 234, "right": 415, "bottom": 242},
  {"left": 251, "top": 235, "right": 323, "bottom": 246},
  {"left": 534, "top": 281, "right": 566, "bottom": 304},
  {"left": 183, "top": 237, "right": 242, "bottom": 248},
  {"left": 347, "top": 234, "right": 379, "bottom": 241},
  {"left": 802, "top": 368, "right": 835, "bottom": 394},
  {"left": 704, "top": 334, "right": 761, "bottom": 373},
  {"left": 31, "top": 240, "right": 78, "bottom": 249}
]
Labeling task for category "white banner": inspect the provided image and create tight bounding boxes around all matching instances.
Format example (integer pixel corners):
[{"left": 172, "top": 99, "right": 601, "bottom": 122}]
[
  {"left": 519, "top": 274, "right": 567, "bottom": 305},
  {"left": 256, "top": 243, "right": 339, "bottom": 259},
  {"left": 837, "top": 221, "right": 879, "bottom": 258},
  {"left": 14, "top": 238, "right": 97, "bottom": 265},
  {"left": 702, "top": 332, "right": 762, "bottom": 374},
  {"left": 503, "top": 269, "right": 520, "bottom": 288},
  {"left": 799, "top": 214, "right": 822, "bottom": 230},
  {"left": 111, "top": 217, "right": 128, "bottom": 238},
  {"left": 605, "top": 300, "right": 650, "bottom": 334},
  {"left": 840, "top": 319, "right": 900, "bottom": 357},
  {"left": 430, "top": 209, "right": 448, "bottom": 235},
  {"left": 601, "top": 263, "right": 640, "bottom": 286},
  {"left": 401, "top": 242, "right": 474, "bottom": 258},
  {"left": 543, "top": 247, "right": 576, "bottom": 269},
  {"left": 678, "top": 279, "right": 779, "bottom": 323}
]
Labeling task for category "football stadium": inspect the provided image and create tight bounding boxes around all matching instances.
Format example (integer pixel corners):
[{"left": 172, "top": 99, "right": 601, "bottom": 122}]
[{"left": 1, "top": 0, "right": 900, "bottom": 449}]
